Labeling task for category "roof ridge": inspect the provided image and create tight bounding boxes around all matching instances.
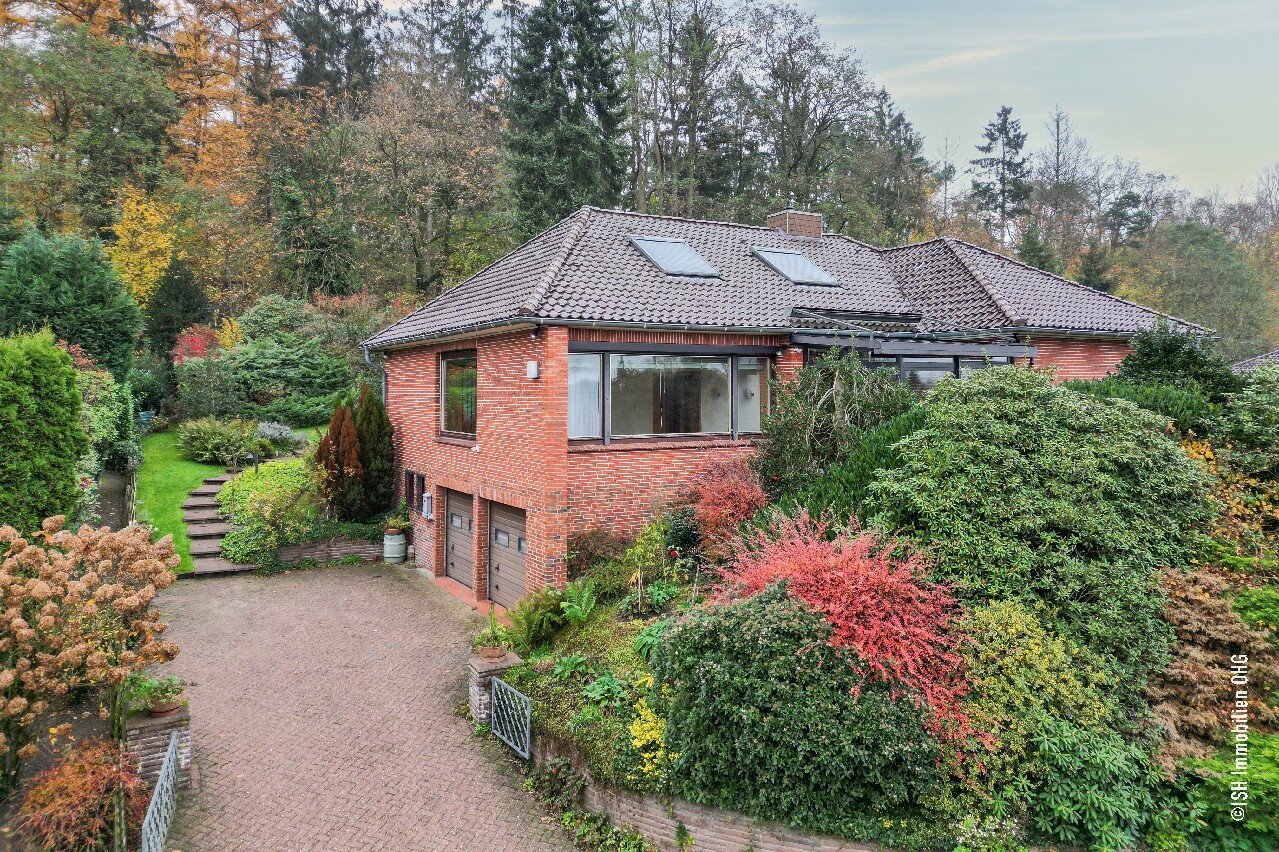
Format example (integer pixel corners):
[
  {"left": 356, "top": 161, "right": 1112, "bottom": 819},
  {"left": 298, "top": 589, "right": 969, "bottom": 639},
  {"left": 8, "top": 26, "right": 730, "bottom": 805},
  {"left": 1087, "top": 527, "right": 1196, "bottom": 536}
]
[
  {"left": 363, "top": 211, "right": 587, "bottom": 347},
  {"left": 584, "top": 205, "right": 776, "bottom": 233},
  {"left": 520, "top": 207, "right": 593, "bottom": 316},
  {"left": 879, "top": 235, "right": 951, "bottom": 252},
  {"left": 947, "top": 237, "right": 1207, "bottom": 333},
  {"left": 943, "top": 238, "right": 1026, "bottom": 326}
]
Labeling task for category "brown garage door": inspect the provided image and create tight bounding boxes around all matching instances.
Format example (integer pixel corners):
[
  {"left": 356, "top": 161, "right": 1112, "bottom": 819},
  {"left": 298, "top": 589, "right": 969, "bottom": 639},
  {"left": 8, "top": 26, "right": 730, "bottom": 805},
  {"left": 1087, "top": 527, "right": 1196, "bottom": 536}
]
[
  {"left": 487, "top": 503, "right": 526, "bottom": 609},
  {"left": 444, "top": 490, "right": 473, "bottom": 588}
]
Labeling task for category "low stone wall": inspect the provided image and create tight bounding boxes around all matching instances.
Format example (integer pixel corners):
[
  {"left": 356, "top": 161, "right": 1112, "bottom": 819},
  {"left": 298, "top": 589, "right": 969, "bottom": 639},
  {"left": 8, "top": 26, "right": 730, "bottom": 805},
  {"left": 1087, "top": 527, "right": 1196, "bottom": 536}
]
[
  {"left": 276, "top": 537, "right": 382, "bottom": 565},
  {"left": 125, "top": 706, "right": 192, "bottom": 789},
  {"left": 529, "top": 736, "right": 879, "bottom": 852}
]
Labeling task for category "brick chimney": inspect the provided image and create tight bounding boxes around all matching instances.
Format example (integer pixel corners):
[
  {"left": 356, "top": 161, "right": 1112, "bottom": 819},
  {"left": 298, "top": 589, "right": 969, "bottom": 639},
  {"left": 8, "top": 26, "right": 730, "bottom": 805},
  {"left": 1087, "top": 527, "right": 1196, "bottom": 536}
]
[{"left": 766, "top": 203, "right": 823, "bottom": 237}]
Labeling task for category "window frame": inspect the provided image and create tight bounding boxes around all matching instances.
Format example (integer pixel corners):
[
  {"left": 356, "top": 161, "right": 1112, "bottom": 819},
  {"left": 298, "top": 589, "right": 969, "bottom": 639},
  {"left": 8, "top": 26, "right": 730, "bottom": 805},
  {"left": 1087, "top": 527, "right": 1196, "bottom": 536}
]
[
  {"left": 568, "top": 349, "right": 773, "bottom": 444},
  {"left": 439, "top": 349, "right": 478, "bottom": 438}
]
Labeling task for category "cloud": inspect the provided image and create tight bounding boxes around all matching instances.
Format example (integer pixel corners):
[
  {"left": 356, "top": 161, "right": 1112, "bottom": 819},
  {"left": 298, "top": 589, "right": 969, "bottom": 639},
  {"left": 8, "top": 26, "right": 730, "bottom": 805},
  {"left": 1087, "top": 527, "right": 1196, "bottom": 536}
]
[{"left": 880, "top": 47, "right": 1024, "bottom": 81}]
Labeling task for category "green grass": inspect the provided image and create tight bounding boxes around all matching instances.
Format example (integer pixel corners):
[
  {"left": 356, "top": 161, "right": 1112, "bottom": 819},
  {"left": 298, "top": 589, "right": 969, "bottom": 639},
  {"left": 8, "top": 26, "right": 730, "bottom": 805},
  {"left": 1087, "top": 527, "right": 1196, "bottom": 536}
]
[{"left": 136, "top": 431, "right": 224, "bottom": 574}]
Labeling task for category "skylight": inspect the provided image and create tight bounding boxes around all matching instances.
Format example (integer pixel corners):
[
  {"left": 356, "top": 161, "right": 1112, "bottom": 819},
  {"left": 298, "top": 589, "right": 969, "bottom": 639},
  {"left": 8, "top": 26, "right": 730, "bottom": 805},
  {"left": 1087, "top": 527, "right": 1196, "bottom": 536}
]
[
  {"left": 753, "top": 247, "right": 837, "bottom": 286},
  {"left": 629, "top": 235, "right": 720, "bottom": 278}
]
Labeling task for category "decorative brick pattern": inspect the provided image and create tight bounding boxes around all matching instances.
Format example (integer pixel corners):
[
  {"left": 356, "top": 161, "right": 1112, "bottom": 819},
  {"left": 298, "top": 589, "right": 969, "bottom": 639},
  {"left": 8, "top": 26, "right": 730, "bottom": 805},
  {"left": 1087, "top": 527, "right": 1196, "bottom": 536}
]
[
  {"left": 1028, "top": 336, "right": 1131, "bottom": 381},
  {"left": 468, "top": 653, "right": 523, "bottom": 725},
  {"left": 161, "top": 566, "right": 569, "bottom": 852},
  {"left": 125, "top": 707, "right": 191, "bottom": 789}
]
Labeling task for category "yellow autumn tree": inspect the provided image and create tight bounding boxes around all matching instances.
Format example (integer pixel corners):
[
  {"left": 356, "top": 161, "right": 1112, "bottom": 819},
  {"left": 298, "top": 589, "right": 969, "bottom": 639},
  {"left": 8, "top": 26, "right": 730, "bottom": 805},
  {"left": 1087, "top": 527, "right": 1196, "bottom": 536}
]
[
  {"left": 217, "top": 316, "right": 244, "bottom": 348},
  {"left": 105, "top": 188, "right": 180, "bottom": 307}
]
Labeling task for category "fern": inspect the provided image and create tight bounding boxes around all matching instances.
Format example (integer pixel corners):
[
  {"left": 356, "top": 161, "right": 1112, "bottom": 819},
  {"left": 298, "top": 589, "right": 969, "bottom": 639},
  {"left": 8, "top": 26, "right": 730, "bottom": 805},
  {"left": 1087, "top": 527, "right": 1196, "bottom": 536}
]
[{"left": 560, "top": 578, "right": 598, "bottom": 624}]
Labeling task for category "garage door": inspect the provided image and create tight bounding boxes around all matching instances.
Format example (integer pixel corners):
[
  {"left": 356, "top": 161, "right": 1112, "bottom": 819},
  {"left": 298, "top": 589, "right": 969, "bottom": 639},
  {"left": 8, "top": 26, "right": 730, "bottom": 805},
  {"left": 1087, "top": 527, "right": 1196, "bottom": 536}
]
[
  {"left": 487, "top": 503, "right": 526, "bottom": 609},
  {"left": 444, "top": 490, "right": 473, "bottom": 588}
]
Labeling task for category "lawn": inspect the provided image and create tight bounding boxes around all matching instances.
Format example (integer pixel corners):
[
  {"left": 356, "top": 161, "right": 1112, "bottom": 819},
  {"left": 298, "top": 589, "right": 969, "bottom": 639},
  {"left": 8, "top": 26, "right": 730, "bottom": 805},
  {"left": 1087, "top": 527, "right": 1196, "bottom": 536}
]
[{"left": 136, "top": 431, "right": 224, "bottom": 574}]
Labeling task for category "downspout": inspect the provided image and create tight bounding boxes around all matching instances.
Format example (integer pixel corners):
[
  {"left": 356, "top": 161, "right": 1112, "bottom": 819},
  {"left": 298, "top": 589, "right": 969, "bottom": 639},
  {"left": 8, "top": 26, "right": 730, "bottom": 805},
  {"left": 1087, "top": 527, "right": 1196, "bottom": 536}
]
[{"left": 363, "top": 345, "right": 387, "bottom": 403}]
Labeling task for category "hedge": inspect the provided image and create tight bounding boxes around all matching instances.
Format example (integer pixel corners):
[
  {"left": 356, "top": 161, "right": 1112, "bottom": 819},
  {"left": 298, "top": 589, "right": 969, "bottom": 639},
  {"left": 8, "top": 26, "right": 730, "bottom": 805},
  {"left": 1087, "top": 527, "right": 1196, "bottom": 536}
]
[{"left": 0, "top": 332, "right": 89, "bottom": 533}]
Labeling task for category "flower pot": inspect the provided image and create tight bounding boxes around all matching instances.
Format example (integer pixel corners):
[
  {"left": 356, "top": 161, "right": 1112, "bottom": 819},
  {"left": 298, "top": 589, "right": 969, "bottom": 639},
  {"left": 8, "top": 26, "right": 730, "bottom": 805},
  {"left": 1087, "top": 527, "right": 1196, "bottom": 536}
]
[
  {"left": 383, "top": 531, "right": 407, "bottom": 564},
  {"left": 478, "top": 645, "right": 508, "bottom": 662},
  {"left": 148, "top": 693, "right": 185, "bottom": 718}
]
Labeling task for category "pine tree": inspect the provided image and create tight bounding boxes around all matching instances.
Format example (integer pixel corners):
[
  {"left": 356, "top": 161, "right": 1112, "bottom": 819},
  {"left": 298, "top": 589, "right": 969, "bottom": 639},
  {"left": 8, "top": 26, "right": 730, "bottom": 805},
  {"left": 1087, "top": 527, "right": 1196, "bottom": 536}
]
[
  {"left": 315, "top": 400, "right": 366, "bottom": 520},
  {"left": 503, "top": 0, "right": 627, "bottom": 235},
  {"left": 439, "top": 0, "right": 494, "bottom": 99},
  {"left": 286, "top": 0, "right": 384, "bottom": 104},
  {"left": 145, "top": 259, "right": 212, "bottom": 355},
  {"left": 970, "top": 105, "right": 1032, "bottom": 246},
  {"left": 1015, "top": 223, "right": 1062, "bottom": 274},
  {"left": 1076, "top": 237, "right": 1116, "bottom": 293},
  {"left": 352, "top": 382, "right": 394, "bottom": 515}
]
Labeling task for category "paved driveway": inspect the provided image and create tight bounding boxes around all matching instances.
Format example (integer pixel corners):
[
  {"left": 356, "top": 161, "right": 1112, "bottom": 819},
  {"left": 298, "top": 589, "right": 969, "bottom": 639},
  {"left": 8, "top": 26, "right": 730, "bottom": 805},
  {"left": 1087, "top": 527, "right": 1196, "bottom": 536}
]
[{"left": 160, "top": 565, "right": 569, "bottom": 852}]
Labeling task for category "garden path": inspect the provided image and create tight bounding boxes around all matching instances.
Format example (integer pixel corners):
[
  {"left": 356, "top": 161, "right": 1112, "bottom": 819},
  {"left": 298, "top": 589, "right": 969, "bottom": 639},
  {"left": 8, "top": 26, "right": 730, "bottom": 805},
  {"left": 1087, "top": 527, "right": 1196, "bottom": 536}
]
[
  {"left": 160, "top": 564, "right": 570, "bottom": 852},
  {"left": 181, "top": 473, "right": 255, "bottom": 577}
]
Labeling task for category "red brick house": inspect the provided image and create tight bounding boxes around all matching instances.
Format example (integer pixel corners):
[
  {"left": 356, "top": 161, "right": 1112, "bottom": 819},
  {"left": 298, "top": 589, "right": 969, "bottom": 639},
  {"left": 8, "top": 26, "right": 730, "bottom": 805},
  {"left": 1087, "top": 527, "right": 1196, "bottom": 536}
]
[{"left": 363, "top": 205, "right": 1195, "bottom": 607}]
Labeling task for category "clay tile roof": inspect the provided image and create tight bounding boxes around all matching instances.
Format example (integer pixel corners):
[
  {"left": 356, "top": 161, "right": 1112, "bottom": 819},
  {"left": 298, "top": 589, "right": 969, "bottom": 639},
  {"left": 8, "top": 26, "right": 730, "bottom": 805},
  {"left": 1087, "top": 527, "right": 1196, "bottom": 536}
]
[
  {"left": 1233, "top": 350, "right": 1279, "bottom": 374},
  {"left": 365, "top": 207, "right": 1200, "bottom": 350}
]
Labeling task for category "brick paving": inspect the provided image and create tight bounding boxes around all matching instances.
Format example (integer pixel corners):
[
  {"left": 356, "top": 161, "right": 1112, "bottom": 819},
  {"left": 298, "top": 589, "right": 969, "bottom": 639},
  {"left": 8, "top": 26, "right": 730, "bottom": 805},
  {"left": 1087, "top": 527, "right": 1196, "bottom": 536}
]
[{"left": 160, "top": 565, "right": 569, "bottom": 852}]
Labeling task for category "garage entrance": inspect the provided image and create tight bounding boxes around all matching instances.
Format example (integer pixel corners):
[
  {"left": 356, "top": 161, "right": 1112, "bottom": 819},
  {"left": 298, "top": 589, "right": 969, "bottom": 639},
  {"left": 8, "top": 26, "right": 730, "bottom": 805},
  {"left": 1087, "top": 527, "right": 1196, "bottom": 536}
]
[
  {"left": 444, "top": 490, "right": 473, "bottom": 587},
  {"left": 487, "top": 503, "right": 527, "bottom": 609}
]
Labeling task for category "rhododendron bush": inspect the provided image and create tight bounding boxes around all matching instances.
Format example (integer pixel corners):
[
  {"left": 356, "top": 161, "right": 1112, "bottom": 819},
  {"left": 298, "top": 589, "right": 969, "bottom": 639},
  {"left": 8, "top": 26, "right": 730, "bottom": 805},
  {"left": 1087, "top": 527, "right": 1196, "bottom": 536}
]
[
  {"left": 717, "top": 511, "right": 969, "bottom": 740},
  {"left": 0, "top": 518, "right": 179, "bottom": 794},
  {"left": 650, "top": 585, "right": 950, "bottom": 847}
]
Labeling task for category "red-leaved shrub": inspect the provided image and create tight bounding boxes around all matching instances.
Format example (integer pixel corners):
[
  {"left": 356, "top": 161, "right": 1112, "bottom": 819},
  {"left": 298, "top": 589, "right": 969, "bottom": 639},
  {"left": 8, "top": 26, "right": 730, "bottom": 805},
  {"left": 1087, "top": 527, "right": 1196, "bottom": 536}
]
[
  {"left": 687, "top": 455, "right": 768, "bottom": 560},
  {"left": 17, "top": 739, "right": 148, "bottom": 850},
  {"left": 171, "top": 323, "right": 221, "bottom": 364},
  {"left": 717, "top": 511, "right": 971, "bottom": 740}
]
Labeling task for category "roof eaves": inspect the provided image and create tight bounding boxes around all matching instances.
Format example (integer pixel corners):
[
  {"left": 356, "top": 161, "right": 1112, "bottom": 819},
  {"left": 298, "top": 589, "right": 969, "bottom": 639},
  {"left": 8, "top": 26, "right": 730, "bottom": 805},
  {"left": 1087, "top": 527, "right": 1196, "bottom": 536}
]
[
  {"left": 519, "top": 207, "right": 593, "bottom": 316},
  {"left": 947, "top": 237, "right": 1210, "bottom": 335},
  {"left": 366, "top": 318, "right": 539, "bottom": 351}
]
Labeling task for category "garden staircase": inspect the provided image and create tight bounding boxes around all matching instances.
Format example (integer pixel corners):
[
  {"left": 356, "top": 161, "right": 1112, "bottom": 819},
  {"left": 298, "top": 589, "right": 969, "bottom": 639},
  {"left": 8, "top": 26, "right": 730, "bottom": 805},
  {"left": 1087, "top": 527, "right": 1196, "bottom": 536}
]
[{"left": 180, "top": 474, "right": 255, "bottom": 578}]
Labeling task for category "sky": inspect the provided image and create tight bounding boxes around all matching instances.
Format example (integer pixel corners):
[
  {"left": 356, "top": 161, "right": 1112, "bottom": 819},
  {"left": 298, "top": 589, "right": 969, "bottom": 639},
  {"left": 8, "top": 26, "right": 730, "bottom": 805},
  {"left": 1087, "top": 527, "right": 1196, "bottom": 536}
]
[{"left": 798, "top": 0, "right": 1279, "bottom": 195}]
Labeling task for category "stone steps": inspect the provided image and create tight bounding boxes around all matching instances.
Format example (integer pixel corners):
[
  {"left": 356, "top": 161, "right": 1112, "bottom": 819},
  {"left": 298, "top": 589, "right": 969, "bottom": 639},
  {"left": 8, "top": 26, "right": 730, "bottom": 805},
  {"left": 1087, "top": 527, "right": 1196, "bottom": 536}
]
[
  {"left": 186, "top": 522, "right": 231, "bottom": 539},
  {"left": 182, "top": 508, "right": 221, "bottom": 523},
  {"left": 189, "top": 537, "right": 225, "bottom": 557},
  {"left": 177, "top": 472, "right": 258, "bottom": 579},
  {"left": 189, "top": 556, "right": 255, "bottom": 577}
]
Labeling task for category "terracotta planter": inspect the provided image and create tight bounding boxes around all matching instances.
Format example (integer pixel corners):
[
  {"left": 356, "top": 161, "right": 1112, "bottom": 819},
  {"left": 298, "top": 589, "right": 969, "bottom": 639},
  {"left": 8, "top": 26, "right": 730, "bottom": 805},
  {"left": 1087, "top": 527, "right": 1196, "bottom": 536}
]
[
  {"left": 477, "top": 645, "right": 508, "bottom": 662},
  {"left": 148, "top": 693, "right": 185, "bottom": 718}
]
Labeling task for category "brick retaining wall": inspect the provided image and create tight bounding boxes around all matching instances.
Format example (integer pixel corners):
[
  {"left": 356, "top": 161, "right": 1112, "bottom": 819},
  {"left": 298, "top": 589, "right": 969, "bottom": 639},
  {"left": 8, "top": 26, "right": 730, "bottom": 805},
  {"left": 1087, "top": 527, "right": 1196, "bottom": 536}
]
[
  {"left": 468, "top": 653, "right": 523, "bottom": 726},
  {"left": 275, "top": 538, "right": 383, "bottom": 565},
  {"left": 125, "top": 706, "right": 191, "bottom": 789},
  {"left": 530, "top": 735, "right": 879, "bottom": 852}
]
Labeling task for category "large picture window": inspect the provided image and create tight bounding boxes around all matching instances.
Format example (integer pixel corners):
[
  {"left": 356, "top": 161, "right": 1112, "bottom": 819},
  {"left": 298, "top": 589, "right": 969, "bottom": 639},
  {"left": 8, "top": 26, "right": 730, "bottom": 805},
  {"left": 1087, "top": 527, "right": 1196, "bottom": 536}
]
[
  {"left": 440, "top": 351, "right": 477, "bottom": 436},
  {"left": 568, "top": 352, "right": 770, "bottom": 441}
]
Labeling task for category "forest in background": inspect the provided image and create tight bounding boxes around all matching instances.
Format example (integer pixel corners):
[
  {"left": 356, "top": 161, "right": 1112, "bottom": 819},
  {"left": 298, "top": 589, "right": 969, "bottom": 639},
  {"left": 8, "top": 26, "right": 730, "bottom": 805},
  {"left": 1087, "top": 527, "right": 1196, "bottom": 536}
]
[{"left": 1, "top": 0, "right": 1277, "bottom": 360}]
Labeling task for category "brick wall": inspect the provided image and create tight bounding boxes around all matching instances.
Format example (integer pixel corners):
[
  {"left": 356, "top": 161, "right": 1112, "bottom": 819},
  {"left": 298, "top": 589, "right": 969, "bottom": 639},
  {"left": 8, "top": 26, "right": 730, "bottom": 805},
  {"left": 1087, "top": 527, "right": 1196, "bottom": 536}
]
[
  {"left": 1027, "top": 336, "right": 1130, "bottom": 381},
  {"left": 567, "top": 440, "right": 755, "bottom": 536},
  {"left": 275, "top": 538, "right": 383, "bottom": 565},
  {"left": 385, "top": 325, "right": 570, "bottom": 600},
  {"left": 125, "top": 707, "right": 191, "bottom": 789},
  {"left": 384, "top": 327, "right": 801, "bottom": 601}
]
